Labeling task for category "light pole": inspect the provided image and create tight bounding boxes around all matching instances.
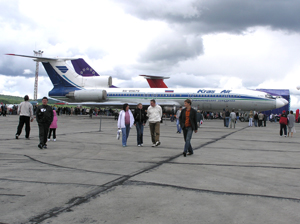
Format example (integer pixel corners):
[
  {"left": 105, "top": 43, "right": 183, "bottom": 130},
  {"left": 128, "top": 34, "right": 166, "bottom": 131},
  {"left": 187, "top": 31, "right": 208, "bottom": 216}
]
[{"left": 33, "top": 50, "right": 43, "bottom": 100}]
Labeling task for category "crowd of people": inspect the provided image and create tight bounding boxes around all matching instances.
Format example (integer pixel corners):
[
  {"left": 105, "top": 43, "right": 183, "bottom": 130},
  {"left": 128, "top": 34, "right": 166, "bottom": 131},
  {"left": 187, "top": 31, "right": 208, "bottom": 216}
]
[{"left": 5, "top": 95, "right": 298, "bottom": 156}]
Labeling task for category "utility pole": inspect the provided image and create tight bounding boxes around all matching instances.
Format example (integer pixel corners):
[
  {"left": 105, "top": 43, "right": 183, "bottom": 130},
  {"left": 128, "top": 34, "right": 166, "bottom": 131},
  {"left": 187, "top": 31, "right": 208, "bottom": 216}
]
[{"left": 33, "top": 50, "right": 43, "bottom": 100}]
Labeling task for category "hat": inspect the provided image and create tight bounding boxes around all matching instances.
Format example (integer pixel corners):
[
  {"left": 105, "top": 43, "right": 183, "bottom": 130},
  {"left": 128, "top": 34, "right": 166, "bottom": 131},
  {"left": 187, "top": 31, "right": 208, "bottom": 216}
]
[{"left": 282, "top": 110, "right": 286, "bottom": 113}]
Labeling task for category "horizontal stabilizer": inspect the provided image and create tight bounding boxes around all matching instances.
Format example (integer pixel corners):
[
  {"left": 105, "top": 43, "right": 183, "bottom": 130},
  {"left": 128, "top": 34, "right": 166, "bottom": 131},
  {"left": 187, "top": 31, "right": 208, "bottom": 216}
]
[
  {"left": 139, "top": 74, "right": 169, "bottom": 88},
  {"left": 6, "top": 53, "right": 77, "bottom": 62}
]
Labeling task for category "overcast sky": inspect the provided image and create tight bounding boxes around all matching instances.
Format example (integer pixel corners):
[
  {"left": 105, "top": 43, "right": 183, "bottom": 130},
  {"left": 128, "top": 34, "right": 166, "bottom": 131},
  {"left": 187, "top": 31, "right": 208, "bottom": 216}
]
[{"left": 0, "top": 0, "right": 300, "bottom": 110}]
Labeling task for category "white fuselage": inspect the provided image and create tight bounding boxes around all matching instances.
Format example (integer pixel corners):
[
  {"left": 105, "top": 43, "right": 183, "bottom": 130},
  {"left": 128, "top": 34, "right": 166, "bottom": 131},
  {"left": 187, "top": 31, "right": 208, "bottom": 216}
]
[{"left": 57, "top": 87, "right": 283, "bottom": 111}]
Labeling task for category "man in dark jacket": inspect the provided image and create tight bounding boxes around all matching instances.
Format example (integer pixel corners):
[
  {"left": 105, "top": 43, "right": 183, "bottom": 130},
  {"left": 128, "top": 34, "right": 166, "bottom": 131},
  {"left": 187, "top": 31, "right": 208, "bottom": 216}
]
[
  {"left": 36, "top": 97, "right": 53, "bottom": 149},
  {"left": 133, "top": 103, "right": 148, "bottom": 146},
  {"left": 179, "top": 99, "right": 198, "bottom": 157}
]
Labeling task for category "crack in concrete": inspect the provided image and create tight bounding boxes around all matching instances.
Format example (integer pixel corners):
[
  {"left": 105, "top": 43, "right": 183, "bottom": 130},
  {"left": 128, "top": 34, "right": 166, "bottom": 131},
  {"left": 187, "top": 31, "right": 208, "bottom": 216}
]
[
  {"left": 166, "top": 162, "right": 300, "bottom": 169},
  {"left": 125, "top": 180, "right": 300, "bottom": 203},
  {"left": 24, "top": 155, "right": 123, "bottom": 176},
  {"left": 26, "top": 126, "right": 256, "bottom": 223}
]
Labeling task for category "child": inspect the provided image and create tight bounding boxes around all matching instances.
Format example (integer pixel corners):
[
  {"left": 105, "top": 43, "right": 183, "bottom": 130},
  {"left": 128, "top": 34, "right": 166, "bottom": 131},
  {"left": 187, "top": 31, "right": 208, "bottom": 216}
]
[{"left": 48, "top": 110, "right": 58, "bottom": 141}]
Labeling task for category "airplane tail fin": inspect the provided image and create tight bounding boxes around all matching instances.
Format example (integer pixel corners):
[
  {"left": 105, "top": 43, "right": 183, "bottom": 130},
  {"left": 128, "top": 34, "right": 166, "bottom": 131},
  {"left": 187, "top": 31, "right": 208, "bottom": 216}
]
[
  {"left": 71, "top": 58, "right": 100, "bottom": 77},
  {"left": 139, "top": 75, "right": 169, "bottom": 88}
]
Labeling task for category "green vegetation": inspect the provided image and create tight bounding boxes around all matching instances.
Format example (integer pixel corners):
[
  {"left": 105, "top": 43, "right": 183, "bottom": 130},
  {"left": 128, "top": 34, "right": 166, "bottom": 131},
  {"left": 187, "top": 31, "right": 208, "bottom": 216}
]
[
  {"left": 0, "top": 94, "right": 59, "bottom": 105},
  {"left": 0, "top": 94, "right": 24, "bottom": 104}
]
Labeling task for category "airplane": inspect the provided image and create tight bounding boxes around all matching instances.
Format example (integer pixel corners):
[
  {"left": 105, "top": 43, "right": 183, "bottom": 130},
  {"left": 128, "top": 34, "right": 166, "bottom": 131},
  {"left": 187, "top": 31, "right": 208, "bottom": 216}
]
[{"left": 6, "top": 53, "right": 288, "bottom": 112}]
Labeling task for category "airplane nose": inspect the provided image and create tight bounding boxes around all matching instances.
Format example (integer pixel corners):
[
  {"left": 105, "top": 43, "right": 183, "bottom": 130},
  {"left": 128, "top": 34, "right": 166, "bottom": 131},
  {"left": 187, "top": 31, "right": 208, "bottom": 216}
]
[{"left": 276, "top": 98, "right": 288, "bottom": 108}]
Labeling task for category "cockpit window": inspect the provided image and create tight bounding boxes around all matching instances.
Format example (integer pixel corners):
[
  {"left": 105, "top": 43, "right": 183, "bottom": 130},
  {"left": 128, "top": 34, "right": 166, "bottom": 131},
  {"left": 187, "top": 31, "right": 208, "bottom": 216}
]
[{"left": 265, "top": 94, "right": 276, "bottom": 99}]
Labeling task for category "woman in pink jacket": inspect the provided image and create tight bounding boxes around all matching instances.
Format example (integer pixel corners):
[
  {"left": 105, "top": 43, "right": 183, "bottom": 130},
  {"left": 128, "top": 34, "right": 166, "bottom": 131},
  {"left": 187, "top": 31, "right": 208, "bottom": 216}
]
[{"left": 48, "top": 110, "right": 58, "bottom": 141}]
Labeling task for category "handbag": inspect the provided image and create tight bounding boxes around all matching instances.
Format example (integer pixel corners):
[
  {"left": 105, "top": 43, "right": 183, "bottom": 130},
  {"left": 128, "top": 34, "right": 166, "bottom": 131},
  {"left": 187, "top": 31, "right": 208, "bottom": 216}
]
[{"left": 116, "top": 129, "right": 122, "bottom": 140}]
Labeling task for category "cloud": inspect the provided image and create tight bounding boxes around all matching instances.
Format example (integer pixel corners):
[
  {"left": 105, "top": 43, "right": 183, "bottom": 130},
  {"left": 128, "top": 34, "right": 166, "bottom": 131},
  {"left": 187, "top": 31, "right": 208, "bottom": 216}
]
[
  {"left": 23, "top": 69, "right": 33, "bottom": 75},
  {"left": 138, "top": 32, "right": 203, "bottom": 68},
  {"left": 116, "top": 0, "right": 300, "bottom": 34},
  {"left": 0, "top": 75, "right": 52, "bottom": 99},
  {"left": 0, "top": 0, "right": 300, "bottom": 110}
]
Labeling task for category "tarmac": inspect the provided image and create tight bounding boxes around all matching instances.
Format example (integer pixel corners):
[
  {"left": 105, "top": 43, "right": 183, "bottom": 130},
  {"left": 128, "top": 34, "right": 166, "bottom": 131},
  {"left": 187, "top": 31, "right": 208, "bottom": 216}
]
[{"left": 0, "top": 114, "right": 300, "bottom": 224}]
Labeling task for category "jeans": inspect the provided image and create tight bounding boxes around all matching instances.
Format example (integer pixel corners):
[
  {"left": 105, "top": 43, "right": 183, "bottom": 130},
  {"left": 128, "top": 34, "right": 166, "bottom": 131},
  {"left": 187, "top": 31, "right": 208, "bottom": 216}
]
[
  {"left": 225, "top": 117, "right": 229, "bottom": 127},
  {"left": 254, "top": 119, "right": 258, "bottom": 127},
  {"left": 249, "top": 118, "right": 253, "bottom": 126},
  {"left": 135, "top": 122, "right": 144, "bottom": 145},
  {"left": 280, "top": 124, "right": 287, "bottom": 136},
  {"left": 121, "top": 124, "right": 130, "bottom": 146},
  {"left": 183, "top": 126, "right": 193, "bottom": 154},
  {"left": 176, "top": 119, "right": 181, "bottom": 133}
]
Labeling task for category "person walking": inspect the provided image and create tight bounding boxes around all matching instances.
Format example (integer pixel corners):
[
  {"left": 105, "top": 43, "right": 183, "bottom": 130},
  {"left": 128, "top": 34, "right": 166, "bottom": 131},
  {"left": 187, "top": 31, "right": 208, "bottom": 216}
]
[
  {"left": 48, "top": 110, "right": 58, "bottom": 141},
  {"left": 279, "top": 110, "right": 288, "bottom": 137},
  {"left": 118, "top": 103, "right": 134, "bottom": 147},
  {"left": 229, "top": 110, "right": 236, "bottom": 128},
  {"left": 133, "top": 103, "right": 147, "bottom": 146},
  {"left": 249, "top": 110, "right": 254, "bottom": 126},
  {"left": 176, "top": 106, "right": 182, "bottom": 133},
  {"left": 179, "top": 99, "right": 198, "bottom": 157},
  {"left": 147, "top": 99, "right": 162, "bottom": 147},
  {"left": 15, "top": 95, "right": 34, "bottom": 139},
  {"left": 36, "top": 97, "right": 53, "bottom": 149},
  {"left": 287, "top": 110, "right": 296, "bottom": 137}
]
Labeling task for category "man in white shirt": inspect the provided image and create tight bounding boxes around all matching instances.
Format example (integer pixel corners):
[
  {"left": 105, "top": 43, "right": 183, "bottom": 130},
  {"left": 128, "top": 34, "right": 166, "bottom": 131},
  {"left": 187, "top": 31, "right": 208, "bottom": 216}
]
[
  {"left": 229, "top": 110, "right": 236, "bottom": 129},
  {"left": 147, "top": 99, "right": 162, "bottom": 147},
  {"left": 16, "top": 95, "right": 34, "bottom": 139}
]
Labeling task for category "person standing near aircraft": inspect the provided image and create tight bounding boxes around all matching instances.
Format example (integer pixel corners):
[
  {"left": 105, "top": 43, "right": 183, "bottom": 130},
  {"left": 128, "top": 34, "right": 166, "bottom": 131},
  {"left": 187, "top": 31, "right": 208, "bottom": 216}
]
[
  {"left": 197, "top": 110, "right": 203, "bottom": 128},
  {"left": 258, "top": 112, "right": 264, "bottom": 127},
  {"left": 279, "top": 110, "right": 288, "bottom": 137},
  {"left": 15, "top": 95, "right": 34, "bottom": 139},
  {"left": 225, "top": 109, "right": 230, "bottom": 127},
  {"left": 36, "top": 97, "right": 53, "bottom": 149},
  {"left": 147, "top": 99, "right": 162, "bottom": 147},
  {"left": 176, "top": 106, "right": 182, "bottom": 133},
  {"left": 249, "top": 111, "right": 254, "bottom": 126},
  {"left": 48, "top": 110, "right": 58, "bottom": 142},
  {"left": 1, "top": 103, "right": 7, "bottom": 116},
  {"left": 229, "top": 110, "right": 236, "bottom": 128},
  {"left": 254, "top": 112, "right": 259, "bottom": 127},
  {"left": 118, "top": 103, "right": 134, "bottom": 147},
  {"left": 133, "top": 103, "right": 147, "bottom": 146},
  {"left": 287, "top": 111, "right": 295, "bottom": 137},
  {"left": 179, "top": 99, "right": 198, "bottom": 157}
]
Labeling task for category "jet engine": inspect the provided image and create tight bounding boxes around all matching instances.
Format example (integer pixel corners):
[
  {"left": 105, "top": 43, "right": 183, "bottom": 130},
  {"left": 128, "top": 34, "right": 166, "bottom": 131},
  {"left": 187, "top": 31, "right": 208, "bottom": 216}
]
[
  {"left": 65, "top": 89, "right": 107, "bottom": 102},
  {"left": 83, "top": 76, "right": 112, "bottom": 88}
]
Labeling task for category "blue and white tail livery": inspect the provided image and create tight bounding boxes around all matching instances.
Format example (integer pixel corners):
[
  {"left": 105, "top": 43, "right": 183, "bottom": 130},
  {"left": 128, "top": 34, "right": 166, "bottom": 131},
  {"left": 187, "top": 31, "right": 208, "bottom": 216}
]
[{"left": 6, "top": 53, "right": 288, "bottom": 111}]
